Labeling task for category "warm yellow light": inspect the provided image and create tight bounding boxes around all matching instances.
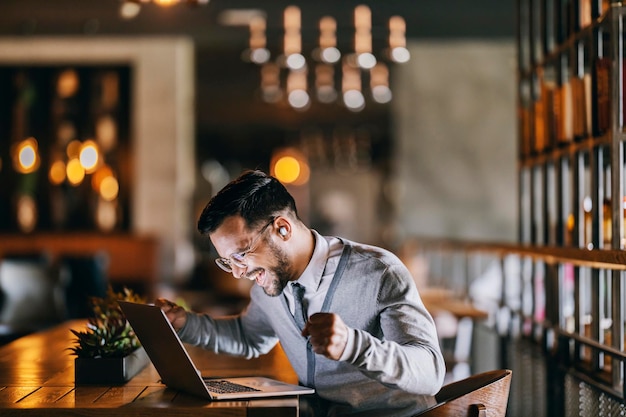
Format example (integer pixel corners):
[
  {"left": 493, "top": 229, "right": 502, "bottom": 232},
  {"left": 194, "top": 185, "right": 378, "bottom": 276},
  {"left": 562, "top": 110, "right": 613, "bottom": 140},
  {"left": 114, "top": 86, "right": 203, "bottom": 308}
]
[
  {"left": 292, "top": 160, "right": 310, "bottom": 186},
  {"left": 271, "top": 148, "right": 309, "bottom": 186},
  {"left": 154, "top": 0, "right": 178, "bottom": 6},
  {"left": 389, "top": 16, "right": 407, "bottom": 48},
  {"left": 354, "top": 5, "right": 371, "bottom": 30},
  {"left": 283, "top": 6, "right": 301, "bottom": 56},
  {"left": 16, "top": 195, "right": 37, "bottom": 233},
  {"left": 96, "top": 116, "right": 117, "bottom": 151},
  {"left": 49, "top": 160, "right": 66, "bottom": 185},
  {"left": 13, "top": 137, "right": 40, "bottom": 174},
  {"left": 286, "top": 70, "right": 309, "bottom": 110},
  {"left": 100, "top": 176, "right": 119, "bottom": 201},
  {"left": 66, "top": 158, "right": 85, "bottom": 186},
  {"left": 319, "top": 16, "right": 337, "bottom": 49},
  {"left": 370, "top": 63, "right": 392, "bottom": 103},
  {"left": 66, "top": 140, "right": 82, "bottom": 159},
  {"left": 274, "top": 156, "right": 301, "bottom": 184},
  {"left": 248, "top": 15, "right": 268, "bottom": 63},
  {"left": 354, "top": 5, "right": 372, "bottom": 56},
  {"left": 92, "top": 165, "right": 114, "bottom": 191},
  {"left": 57, "top": 69, "right": 79, "bottom": 98},
  {"left": 96, "top": 199, "right": 117, "bottom": 231},
  {"left": 566, "top": 213, "right": 575, "bottom": 232},
  {"left": 120, "top": 1, "right": 141, "bottom": 19},
  {"left": 79, "top": 140, "right": 99, "bottom": 173}
]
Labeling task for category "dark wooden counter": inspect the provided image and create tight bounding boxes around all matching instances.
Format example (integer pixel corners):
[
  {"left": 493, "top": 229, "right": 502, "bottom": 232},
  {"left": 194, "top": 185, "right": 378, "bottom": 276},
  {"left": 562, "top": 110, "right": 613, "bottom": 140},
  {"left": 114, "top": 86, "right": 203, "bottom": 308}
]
[
  {"left": 0, "top": 320, "right": 301, "bottom": 416},
  {"left": 0, "top": 233, "right": 159, "bottom": 286}
]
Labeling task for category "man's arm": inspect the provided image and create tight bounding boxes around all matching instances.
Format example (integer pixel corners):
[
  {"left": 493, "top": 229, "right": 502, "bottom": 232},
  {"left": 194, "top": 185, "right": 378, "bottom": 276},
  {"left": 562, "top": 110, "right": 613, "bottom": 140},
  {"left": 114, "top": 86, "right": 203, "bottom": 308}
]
[
  {"left": 157, "top": 297, "right": 279, "bottom": 359},
  {"left": 303, "top": 263, "right": 445, "bottom": 396},
  {"left": 155, "top": 298, "right": 188, "bottom": 329}
]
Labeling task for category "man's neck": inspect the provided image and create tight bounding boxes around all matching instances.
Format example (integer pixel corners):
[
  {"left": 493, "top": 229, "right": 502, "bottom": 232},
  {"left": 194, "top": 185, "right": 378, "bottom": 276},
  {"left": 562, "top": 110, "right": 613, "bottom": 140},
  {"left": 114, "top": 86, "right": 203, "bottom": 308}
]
[{"left": 291, "top": 226, "right": 316, "bottom": 280}]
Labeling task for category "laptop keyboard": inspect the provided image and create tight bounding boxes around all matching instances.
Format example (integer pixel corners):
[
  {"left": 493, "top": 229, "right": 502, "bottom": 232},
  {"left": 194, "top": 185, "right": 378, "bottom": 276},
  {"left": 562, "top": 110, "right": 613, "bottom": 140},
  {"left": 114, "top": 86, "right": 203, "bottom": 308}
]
[{"left": 203, "top": 379, "right": 261, "bottom": 394}]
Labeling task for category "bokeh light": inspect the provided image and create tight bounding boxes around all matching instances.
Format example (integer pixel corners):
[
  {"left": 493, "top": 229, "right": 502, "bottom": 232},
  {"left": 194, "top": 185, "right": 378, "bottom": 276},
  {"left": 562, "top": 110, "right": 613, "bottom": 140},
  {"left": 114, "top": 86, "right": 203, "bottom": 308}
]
[
  {"left": 285, "top": 53, "right": 306, "bottom": 70},
  {"left": 390, "top": 47, "right": 411, "bottom": 63},
  {"left": 293, "top": 160, "right": 310, "bottom": 186},
  {"left": 19, "top": 144, "right": 36, "bottom": 170},
  {"left": 79, "top": 140, "right": 99, "bottom": 173},
  {"left": 357, "top": 52, "right": 377, "bottom": 69},
  {"left": 57, "top": 69, "right": 79, "bottom": 98},
  {"left": 274, "top": 156, "right": 301, "bottom": 184},
  {"left": 271, "top": 148, "right": 310, "bottom": 186},
  {"left": 66, "top": 158, "right": 85, "bottom": 186},
  {"left": 372, "top": 85, "right": 393, "bottom": 104},
  {"left": 321, "top": 47, "right": 341, "bottom": 64},
  {"left": 91, "top": 165, "right": 114, "bottom": 192},
  {"left": 17, "top": 195, "right": 37, "bottom": 233},
  {"left": 100, "top": 176, "right": 119, "bottom": 201},
  {"left": 66, "top": 140, "right": 82, "bottom": 159},
  {"left": 154, "top": 0, "right": 178, "bottom": 6},
  {"left": 13, "top": 137, "right": 40, "bottom": 174},
  {"left": 120, "top": 1, "right": 141, "bottom": 19},
  {"left": 96, "top": 199, "right": 117, "bottom": 231},
  {"left": 288, "top": 89, "right": 310, "bottom": 110},
  {"left": 343, "top": 90, "right": 365, "bottom": 112},
  {"left": 250, "top": 48, "right": 271, "bottom": 64},
  {"left": 96, "top": 116, "right": 117, "bottom": 152},
  {"left": 49, "top": 160, "right": 66, "bottom": 185}
]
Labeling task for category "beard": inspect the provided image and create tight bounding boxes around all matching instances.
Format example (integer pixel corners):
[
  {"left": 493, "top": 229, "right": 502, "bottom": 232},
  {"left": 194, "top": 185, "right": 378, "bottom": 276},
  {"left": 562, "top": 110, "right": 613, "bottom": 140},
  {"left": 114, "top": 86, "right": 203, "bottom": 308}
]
[{"left": 260, "top": 239, "right": 293, "bottom": 297}]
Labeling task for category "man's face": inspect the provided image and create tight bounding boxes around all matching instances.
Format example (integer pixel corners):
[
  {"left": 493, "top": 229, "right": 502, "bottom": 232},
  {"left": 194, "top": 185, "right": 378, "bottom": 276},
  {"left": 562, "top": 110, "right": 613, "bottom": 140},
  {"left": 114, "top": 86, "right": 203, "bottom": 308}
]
[{"left": 210, "top": 216, "right": 294, "bottom": 297}]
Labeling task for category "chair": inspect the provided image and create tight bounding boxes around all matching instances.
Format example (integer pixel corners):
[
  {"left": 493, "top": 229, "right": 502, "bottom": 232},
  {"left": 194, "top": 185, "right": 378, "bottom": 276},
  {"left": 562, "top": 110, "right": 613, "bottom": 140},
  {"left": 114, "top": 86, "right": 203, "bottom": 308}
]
[
  {"left": 0, "top": 255, "right": 65, "bottom": 344},
  {"left": 416, "top": 369, "right": 512, "bottom": 417},
  {"left": 59, "top": 253, "right": 108, "bottom": 318}
]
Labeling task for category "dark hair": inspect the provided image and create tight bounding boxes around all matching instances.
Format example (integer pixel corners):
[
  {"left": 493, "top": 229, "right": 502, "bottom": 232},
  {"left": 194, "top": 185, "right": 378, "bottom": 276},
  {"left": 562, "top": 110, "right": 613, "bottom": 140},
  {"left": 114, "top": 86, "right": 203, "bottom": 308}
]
[{"left": 197, "top": 170, "right": 298, "bottom": 234}]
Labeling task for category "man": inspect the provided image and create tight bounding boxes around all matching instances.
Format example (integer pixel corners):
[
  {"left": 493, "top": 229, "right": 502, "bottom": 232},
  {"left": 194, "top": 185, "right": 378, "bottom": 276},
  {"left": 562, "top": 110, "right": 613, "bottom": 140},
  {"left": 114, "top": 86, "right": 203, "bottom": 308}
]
[{"left": 157, "top": 170, "right": 445, "bottom": 416}]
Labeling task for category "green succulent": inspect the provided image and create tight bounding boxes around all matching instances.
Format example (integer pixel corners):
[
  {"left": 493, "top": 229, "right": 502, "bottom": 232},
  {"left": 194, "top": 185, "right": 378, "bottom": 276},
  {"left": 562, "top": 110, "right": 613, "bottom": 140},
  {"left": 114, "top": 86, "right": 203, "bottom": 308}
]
[{"left": 69, "top": 287, "right": 144, "bottom": 359}]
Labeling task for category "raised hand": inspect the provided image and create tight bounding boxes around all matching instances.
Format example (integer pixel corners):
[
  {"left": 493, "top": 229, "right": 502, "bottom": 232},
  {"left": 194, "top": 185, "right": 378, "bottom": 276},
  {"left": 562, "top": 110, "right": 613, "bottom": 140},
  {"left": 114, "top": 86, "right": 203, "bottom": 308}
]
[{"left": 302, "top": 312, "right": 349, "bottom": 360}]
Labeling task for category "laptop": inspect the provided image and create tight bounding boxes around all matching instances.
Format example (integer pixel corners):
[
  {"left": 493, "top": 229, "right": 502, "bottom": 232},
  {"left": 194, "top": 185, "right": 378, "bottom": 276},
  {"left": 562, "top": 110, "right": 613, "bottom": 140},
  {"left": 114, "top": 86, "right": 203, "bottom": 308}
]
[{"left": 118, "top": 301, "right": 315, "bottom": 400}]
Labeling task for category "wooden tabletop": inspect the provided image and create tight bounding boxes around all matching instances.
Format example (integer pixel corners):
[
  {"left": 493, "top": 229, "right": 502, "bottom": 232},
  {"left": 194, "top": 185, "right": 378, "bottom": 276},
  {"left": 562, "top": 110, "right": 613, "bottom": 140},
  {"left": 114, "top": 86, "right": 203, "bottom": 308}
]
[
  {"left": 0, "top": 320, "right": 301, "bottom": 416},
  {"left": 420, "top": 287, "right": 488, "bottom": 320}
]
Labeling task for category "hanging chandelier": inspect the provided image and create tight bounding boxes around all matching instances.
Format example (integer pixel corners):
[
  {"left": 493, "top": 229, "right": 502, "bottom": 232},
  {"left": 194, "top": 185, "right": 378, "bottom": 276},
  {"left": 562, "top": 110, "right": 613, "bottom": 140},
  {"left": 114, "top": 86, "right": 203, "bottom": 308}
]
[{"left": 223, "top": 4, "right": 410, "bottom": 112}]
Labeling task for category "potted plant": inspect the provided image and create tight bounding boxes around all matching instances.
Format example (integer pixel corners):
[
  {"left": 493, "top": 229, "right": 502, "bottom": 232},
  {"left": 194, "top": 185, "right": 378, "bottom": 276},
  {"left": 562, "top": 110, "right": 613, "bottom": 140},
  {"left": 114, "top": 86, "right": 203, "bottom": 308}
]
[{"left": 69, "top": 286, "right": 150, "bottom": 385}]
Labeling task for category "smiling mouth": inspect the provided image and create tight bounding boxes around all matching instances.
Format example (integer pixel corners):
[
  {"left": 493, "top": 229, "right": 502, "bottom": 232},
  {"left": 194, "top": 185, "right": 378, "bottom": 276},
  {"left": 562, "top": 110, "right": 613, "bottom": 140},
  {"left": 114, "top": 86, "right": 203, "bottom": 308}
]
[{"left": 245, "top": 268, "right": 265, "bottom": 286}]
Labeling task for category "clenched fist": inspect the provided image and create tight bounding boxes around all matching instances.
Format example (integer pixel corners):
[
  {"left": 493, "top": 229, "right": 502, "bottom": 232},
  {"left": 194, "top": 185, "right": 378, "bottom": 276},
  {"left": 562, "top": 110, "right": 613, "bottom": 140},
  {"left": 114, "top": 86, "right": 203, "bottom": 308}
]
[{"left": 302, "top": 312, "right": 349, "bottom": 360}]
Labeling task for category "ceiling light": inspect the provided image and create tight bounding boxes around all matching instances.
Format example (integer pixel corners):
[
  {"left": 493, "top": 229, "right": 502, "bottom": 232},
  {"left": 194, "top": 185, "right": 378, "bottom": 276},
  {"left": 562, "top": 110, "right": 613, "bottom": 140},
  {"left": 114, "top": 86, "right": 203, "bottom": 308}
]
[
  {"left": 119, "top": 0, "right": 209, "bottom": 20},
  {"left": 236, "top": 4, "right": 410, "bottom": 111}
]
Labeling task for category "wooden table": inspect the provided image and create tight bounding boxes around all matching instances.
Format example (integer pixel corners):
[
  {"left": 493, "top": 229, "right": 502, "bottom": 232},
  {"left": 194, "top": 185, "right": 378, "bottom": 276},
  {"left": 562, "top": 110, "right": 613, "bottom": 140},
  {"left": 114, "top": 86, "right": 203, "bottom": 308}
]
[
  {"left": 0, "top": 320, "right": 302, "bottom": 416},
  {"left": 420, "top": 287, "right": 488, "bottom": 320}
]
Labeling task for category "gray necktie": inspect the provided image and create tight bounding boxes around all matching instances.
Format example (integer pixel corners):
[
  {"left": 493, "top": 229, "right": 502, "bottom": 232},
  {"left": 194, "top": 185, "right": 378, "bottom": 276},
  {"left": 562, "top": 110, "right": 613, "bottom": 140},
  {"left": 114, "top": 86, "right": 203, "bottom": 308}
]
[{"left": 292, "top": 283, "right": 307, "bottom": 330}]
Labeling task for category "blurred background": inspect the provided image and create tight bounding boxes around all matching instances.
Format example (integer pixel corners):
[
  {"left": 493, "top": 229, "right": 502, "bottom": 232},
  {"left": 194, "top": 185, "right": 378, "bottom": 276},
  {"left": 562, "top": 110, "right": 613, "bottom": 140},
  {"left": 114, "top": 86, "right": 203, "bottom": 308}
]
[{"left": 0, "top": 0, "right": 517, "bottom": 350}]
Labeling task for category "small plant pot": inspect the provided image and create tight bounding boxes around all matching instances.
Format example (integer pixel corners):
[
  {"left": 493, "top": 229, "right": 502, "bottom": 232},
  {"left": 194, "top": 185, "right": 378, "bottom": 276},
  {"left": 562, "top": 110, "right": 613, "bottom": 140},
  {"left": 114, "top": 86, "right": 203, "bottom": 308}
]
[{"left": 74, "top": 346, "right": 150, "bottom": 386}]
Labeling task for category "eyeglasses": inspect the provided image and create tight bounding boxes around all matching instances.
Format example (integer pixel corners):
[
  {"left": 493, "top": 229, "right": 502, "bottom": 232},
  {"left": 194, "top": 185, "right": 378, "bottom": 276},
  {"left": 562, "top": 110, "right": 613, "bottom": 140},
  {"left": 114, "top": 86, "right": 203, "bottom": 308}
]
[{"left": 214, "top": 218, "right": 275, "bottom": 273}]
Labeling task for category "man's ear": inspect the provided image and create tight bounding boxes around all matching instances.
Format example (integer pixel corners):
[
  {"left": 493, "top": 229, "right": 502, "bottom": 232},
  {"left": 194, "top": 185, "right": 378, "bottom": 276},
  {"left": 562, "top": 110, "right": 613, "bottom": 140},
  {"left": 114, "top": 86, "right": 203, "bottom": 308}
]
[{"left": 274, "top": 217, "right": 291, "bottom": 239}]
